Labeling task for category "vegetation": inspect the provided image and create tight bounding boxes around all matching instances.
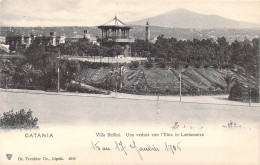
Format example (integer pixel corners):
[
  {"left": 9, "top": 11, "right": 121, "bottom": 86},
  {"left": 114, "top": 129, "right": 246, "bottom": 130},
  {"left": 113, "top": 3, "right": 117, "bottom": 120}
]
[
  {"left": 129, "top": 61, "right": 140, "bottom": 69},
  {"left": 0, "top": 109, "right": 38, "bottom": 129},
  {"left": 144, "top": 61, "right": 153, "bottom": 69},
  {"left": 0, "top": 58, "right": 16, "bottom": 88},
  {"left": 132, "top": 36, "right": 259, "bottom": 78},
  {"left": 229, "top": 81, "right": 259, "bottom": 102},
  {"left": 0, "top": 35, "right": 259, "bottom": 101}
]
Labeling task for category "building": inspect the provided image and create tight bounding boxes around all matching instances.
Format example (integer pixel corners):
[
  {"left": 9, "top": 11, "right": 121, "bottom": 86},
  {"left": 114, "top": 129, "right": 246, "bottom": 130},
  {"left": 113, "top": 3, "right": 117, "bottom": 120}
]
[
  {"left": 145, "top": 20, "right": 150, "bottom": 41},
  {"left": 0, "top": 43, "right": 9, "bottom": 53},
  {"left": 5, "top": 30, "right": 98, "bottom": 52},
  {"left": 0, "top": 36, "right": 6, "bottom": 44},
  {"left": 98, "top": 16, "right": 134, "bottom": 57},
  {"left": 35, "top": 32, "right": 66, "bottom": 46},
  {"left": 5, "top": 33, "right": 33, "bottom": 51},
  {"left": 144, "top": 20, "right": 157, "bottom": 43},
  {"left": 65, "top": 30, "right": 98, "bottom": 45},
  {"left": 5, "top": 32, "right": 65, "bottom": 51}
]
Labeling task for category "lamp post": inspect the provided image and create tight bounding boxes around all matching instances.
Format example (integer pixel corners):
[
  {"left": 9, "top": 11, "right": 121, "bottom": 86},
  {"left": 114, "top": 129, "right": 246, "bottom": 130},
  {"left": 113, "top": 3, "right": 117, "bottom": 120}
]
[
  {"left": 179, "top": 69, "right": 185, "bottom": 102},
  {"left": 111, "top": 70, "right": 119, "bottom": 98},
  {"left": 115, "top": 79, "right": 117, "bottom": 98},
  {"left": 156, "top": 95, "right": 160, "bottom": 126},
  {"left": 5, "top": 77, "right": 8, "bottom": 91},
  {"left": 57, "top": 50, "right": 61, "bottom": 93},
  {"left": 249, "top": 88, "right": 251, "bottom": 106},
  {"left": 179, "top": 72, "right": 182, "bottom": 102}
]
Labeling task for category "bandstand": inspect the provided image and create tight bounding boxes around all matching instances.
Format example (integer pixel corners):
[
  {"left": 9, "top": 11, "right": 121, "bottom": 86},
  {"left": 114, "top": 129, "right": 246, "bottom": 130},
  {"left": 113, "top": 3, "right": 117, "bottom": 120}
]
[{"left": 98, "top": 16, "right": 134, "bottom": 57}]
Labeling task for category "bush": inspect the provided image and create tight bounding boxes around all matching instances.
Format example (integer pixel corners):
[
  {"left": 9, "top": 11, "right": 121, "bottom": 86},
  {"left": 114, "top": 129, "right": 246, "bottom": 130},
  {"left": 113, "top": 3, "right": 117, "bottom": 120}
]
[
  {"left": 204, "top": 64, "right": 209, "bottom": 68},
  {"left": 228, "top": 81, "right": 252, "bottom": 102},
  {"left": 130, "top": 61, "right": 139, "bottom": 69},
  {"left": 251, "top": 86, "right": 260, "bottom": 102},
  {"left": 90, "top": 62, "right": 101, "bottom": 69},
  {"left": 67, "top": 83, "right": 81, "bottom": 92},
  {"left": 194, "top": 63, "right": 201, "bottom": 68},
  {"left": 144, "top": 61, "right": 153, "bottom": 69},
  {"left": 172, "top": 63, "right": 179, "bottom": 69},
  {"left": 158, "top": 62, "right": 166, "bottom": 68},
  {"left": 213, "top": 64, "right": 218, "bottom": 68},
  {"left": 0, "top": 109, "right": 38, "bottom": 129}
]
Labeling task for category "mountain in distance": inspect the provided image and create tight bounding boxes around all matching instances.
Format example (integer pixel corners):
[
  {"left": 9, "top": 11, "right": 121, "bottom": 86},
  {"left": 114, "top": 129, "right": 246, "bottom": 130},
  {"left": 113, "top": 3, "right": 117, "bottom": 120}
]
[{"left": 128, "top": 8, "right": 260, "bottom": 29}]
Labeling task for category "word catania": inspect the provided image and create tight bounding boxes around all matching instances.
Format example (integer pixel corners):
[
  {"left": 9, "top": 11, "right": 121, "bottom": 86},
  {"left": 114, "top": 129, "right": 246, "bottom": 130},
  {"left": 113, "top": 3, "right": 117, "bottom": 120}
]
[{"left": 25, "top": 133, "right": 54, "bottom": 138}]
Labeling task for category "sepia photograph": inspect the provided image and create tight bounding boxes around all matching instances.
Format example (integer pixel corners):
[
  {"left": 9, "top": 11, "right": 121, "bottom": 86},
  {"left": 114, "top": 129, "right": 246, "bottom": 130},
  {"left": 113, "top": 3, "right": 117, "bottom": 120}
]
[{"left": 0, "top": 0, "right": 259, "bottom": 164}]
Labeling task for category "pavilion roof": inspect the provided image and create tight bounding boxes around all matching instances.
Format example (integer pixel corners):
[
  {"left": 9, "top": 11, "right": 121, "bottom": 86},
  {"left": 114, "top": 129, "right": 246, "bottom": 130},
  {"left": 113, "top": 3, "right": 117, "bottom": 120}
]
[{"left": 98, "top": 16, "right": 132, "bottom": 29}]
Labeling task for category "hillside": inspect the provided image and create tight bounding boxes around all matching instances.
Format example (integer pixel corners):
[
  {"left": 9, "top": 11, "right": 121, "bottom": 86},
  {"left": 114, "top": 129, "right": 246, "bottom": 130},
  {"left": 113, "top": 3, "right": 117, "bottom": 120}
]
[
  {"left": 74, "top": 66, "right": 258, "bottom": 96},
  {"left": 129, "top": 8, "right": 260, "bottom": 29}
]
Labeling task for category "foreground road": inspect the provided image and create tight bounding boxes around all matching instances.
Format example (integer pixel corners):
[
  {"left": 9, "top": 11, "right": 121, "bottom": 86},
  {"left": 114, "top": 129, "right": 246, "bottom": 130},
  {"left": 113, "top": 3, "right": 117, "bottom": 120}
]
[{"left": 0, "top": 89, "right": 259, "bottom": 127}]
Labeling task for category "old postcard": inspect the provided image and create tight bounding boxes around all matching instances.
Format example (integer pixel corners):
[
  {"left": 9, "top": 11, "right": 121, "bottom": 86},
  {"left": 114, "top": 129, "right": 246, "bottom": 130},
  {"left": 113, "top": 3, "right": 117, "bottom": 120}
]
[{"left": 0, "top": 0, "right": 259, "bottom": 164}]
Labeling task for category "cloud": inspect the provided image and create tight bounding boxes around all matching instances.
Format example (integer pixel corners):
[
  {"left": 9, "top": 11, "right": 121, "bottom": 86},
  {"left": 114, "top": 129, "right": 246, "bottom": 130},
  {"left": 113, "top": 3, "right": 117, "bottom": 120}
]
[{"left": 0, "top": 0, "right": 259, "bottom": 26}]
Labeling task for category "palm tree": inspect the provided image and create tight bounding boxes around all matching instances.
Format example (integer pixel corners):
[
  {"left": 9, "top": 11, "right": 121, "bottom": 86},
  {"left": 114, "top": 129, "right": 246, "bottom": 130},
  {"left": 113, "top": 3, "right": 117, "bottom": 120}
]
[{"left": 224, "top": 73, "right": 235, "bottom": 90}]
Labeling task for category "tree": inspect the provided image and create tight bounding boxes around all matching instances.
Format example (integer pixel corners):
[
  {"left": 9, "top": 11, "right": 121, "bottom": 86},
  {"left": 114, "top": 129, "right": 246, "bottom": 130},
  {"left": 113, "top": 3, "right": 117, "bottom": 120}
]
[
  {"left": 59, "top": 59, "right": 80, "bottom": 89},
  {"left": 24, "top": 40, "right": 46, "bottom": 68},
  {"left": 0, "top": 59, "right": 16, "bottom": 89},
  {"left": 224, "top": 73, "right": 235, "bottom": 90},
  {"left": 228, "top": 81, "right": 244, "bottom": 101},
  {"left": 15, "top": 64, "right": 44, "bottom": 89}
]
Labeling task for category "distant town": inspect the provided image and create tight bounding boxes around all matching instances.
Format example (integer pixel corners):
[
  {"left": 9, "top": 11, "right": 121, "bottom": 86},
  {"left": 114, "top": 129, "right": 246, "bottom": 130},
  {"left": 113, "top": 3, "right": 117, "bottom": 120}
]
[{"left": 1, "top": 25, "right": 260, "bottom": 49}]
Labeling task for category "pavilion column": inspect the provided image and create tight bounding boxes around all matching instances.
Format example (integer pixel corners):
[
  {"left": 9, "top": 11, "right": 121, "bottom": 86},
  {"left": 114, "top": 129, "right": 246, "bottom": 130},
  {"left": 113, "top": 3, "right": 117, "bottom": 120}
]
[
  {"left": 112, "top": 29, "right": 114, "bottom": 38},
  {"left": 126, "top": 30, "right": 129, "bottom": 38}
]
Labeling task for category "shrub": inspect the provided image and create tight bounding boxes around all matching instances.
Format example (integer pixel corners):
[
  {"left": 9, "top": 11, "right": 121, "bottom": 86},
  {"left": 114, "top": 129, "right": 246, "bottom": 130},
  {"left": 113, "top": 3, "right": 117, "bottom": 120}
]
[
  {"left": 213, "top": 64, "right": 218, "bottom": 68},
  {"left": 67, "top": 83, "right": 81, "bottom": 92},
  {"left": 90, "top": 62, "right": 101, "bottom": 69},
  {"left": 228, "top": 81, "right": 249, "bottom": 102},
  {"left": 251, "top": 86, "right": 260, "bottom": 102},
  {"left": 194, "top": 63, "right": 201, "bottom": 68},
  {"left": 0, "top": 109, "right": 38, "bottom": 129},
  {"left": 102, "top": 63, "right": 110, "bottom": 68},
  {"left": 172, "top": 63, "right": 179, "bottom": 69},
  {"left": 144, "top": 61, "right": 153, "bottom": 69},
  {"left": 204, "top": 64, "right": 209, "bottom": 68},
  {"left": 158, "top": 62, "right": 166, "bottom": 68},
  {"left": 130, "top": 61, "right": 139, "bottom": 69}
]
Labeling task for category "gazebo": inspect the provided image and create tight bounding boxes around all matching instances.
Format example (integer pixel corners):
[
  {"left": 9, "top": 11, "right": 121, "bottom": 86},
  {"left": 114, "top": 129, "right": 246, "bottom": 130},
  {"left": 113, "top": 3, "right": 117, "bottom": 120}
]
[{"left": 98, "top": 16, "right": 134, "bottom": 57}]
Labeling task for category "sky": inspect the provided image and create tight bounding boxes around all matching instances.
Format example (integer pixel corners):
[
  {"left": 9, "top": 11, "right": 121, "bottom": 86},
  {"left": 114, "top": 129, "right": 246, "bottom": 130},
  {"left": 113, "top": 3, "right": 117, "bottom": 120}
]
[{"left": 0, "top": 0, "right": 260, "bottom": 27}]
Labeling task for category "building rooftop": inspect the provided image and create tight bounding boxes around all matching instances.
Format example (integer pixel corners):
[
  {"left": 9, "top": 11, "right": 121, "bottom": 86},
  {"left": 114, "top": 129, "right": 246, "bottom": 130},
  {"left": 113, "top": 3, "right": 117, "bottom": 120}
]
[
  {"left": 66, "top": 35, "right": 97, "bottom": 41},
  {"left": 98, "top": 16, "right": 132, "bottom": 29},
  {"left": 67, "top": 35, "right": 84, "bottom": 39}
]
